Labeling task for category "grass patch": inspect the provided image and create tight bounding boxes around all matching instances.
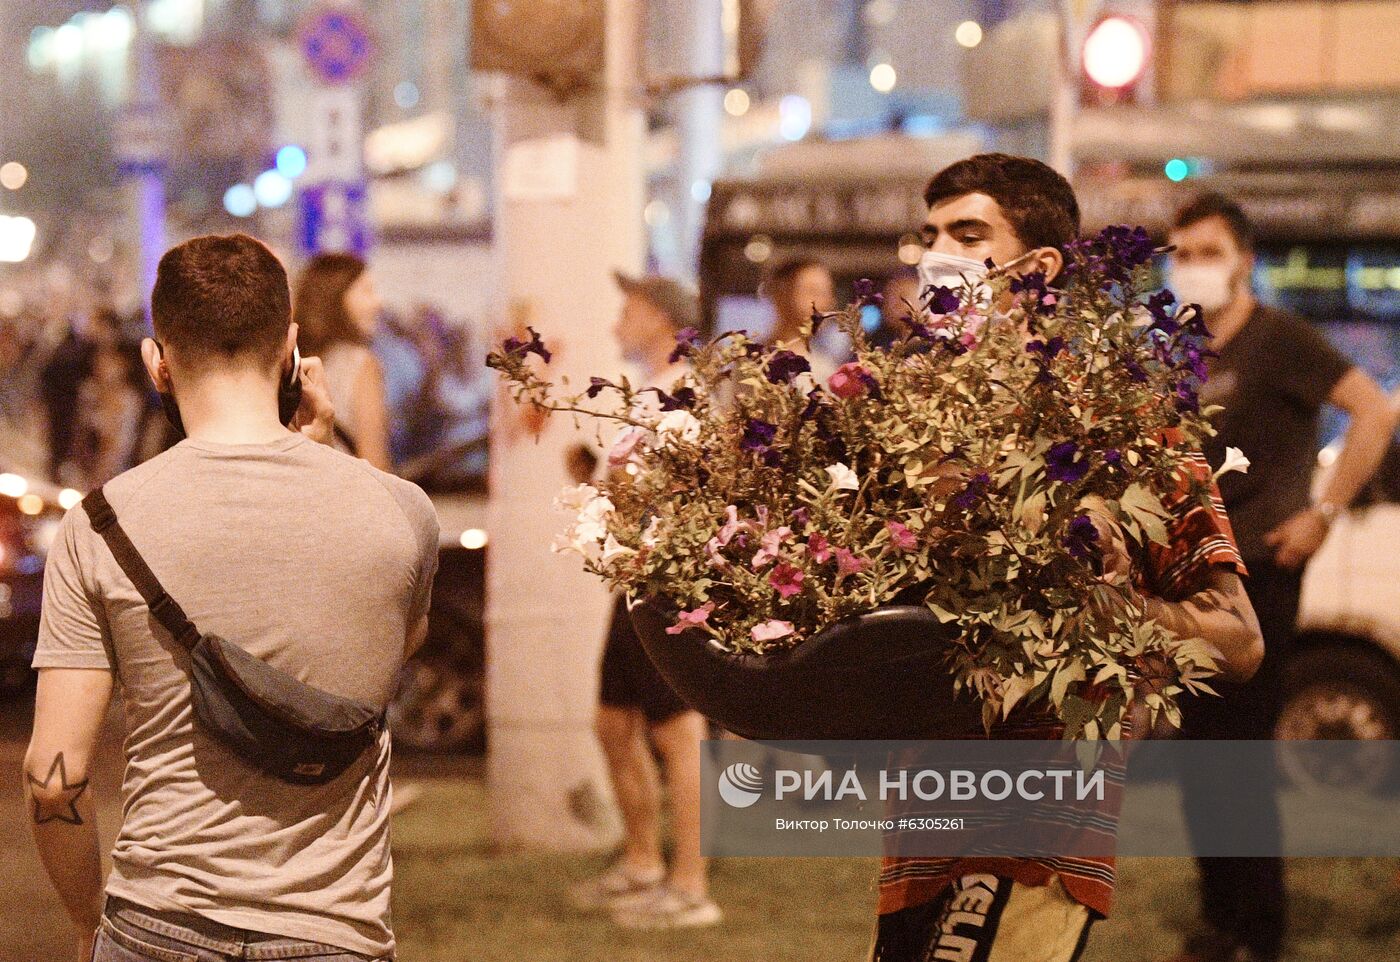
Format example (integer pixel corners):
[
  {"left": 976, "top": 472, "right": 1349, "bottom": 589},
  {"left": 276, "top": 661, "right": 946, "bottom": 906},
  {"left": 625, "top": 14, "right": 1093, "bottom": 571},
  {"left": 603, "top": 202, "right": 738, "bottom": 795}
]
[{"left": 392, "top": 781, "right": 1400, "bottom": 961}]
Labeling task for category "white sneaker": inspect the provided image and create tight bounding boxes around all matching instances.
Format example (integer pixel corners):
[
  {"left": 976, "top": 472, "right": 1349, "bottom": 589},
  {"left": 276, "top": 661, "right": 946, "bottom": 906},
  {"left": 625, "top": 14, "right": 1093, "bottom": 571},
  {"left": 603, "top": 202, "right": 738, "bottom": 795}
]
[
  {"left": 567, "top": 864, "right": 665, "bottom": 911},
  {"left": 611, "top": 886, "right": 723, "bottom": 930}
]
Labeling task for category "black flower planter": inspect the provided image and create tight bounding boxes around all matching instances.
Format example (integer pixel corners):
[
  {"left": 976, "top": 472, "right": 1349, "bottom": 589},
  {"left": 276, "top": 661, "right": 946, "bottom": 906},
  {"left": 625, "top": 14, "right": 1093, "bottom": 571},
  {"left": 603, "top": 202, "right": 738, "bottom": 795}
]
[{"left": 628, "top": 599, "right": 985, "bottom": 740}]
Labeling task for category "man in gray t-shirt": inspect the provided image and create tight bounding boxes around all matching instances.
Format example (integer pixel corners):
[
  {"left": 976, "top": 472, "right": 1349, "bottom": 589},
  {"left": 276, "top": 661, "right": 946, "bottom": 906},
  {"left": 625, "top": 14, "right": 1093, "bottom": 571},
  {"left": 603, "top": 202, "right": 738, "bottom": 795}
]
[{"left": 24, "top": 234, "right": 438, "bottom": 962}]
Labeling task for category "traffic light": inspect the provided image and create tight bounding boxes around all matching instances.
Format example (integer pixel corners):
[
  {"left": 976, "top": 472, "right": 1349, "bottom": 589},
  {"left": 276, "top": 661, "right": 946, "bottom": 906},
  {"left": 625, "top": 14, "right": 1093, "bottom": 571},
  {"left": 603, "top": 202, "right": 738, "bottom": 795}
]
[{"left": 1082, "top": 14, "right": 1151, "bottom": 104}]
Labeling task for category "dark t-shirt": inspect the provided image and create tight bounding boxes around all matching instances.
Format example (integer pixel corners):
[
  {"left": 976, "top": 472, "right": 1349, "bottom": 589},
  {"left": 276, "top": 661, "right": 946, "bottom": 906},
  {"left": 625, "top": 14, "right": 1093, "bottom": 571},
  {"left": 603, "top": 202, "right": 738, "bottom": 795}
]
[{"left": 1201, "top": 304, "right": 1352, "bottom": 562}]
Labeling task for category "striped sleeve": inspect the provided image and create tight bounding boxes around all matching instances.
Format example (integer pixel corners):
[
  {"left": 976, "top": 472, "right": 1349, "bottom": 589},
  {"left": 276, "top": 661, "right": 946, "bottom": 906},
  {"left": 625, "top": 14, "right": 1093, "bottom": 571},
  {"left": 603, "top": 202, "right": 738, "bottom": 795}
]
[{"left": 1140, "top": 451, "right": 1247, "bottom": 602}]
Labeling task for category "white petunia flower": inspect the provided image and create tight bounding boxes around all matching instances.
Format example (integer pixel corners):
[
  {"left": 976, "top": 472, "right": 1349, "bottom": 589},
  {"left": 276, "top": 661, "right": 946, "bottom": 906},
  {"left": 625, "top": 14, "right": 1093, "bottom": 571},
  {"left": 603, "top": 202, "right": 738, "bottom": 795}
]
[
  {"left": 640, "top": 516, "right": 664, "bottom": 548},
  {"left": 601, "top": 534, "right": 636, "bottom": 563},
  {"left": 1213, "top": 447, "right": 1250, "bottom": 480},
  {"left": 654, "top": 409, "right": 702, "bottom": 444},
  {"left": 554, "top": 483, "right": 599, "bottom": 512},
  {"left": 825, "top": 462, "right": 860, "bottom": 493}
]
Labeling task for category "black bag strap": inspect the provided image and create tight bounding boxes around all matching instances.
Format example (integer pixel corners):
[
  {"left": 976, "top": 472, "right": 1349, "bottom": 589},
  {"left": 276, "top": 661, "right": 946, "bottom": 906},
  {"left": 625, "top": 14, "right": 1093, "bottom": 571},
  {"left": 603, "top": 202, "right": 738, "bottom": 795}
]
[{"left": 83, "top": 487, "right": 201, "bottom": 651}]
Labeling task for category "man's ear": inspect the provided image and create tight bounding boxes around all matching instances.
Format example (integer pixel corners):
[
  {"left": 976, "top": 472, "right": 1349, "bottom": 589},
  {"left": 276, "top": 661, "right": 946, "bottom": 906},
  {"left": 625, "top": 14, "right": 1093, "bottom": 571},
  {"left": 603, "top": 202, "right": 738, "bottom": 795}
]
[
  {"left": 283, "top": 323, "right": 300, "bottom": 373},
  {"left": 140, "top": 338, "right": 169, "bottom": 392},
  {"left": 1036, "top": 246, "right": 1066, "bottom": 284}
]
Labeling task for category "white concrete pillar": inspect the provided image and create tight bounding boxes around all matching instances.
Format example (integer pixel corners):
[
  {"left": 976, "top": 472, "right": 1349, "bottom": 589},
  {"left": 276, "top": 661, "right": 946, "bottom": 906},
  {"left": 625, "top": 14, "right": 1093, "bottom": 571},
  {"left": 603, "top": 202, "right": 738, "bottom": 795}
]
[{"left": 484, "top": 0, "right": 645, "bottom": 852}]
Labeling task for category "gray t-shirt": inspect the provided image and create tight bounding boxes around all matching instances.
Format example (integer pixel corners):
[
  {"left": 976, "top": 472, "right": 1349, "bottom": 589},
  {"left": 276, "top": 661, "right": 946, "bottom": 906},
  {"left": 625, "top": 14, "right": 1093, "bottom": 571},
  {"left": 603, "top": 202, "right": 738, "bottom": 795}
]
[{"left": 33, "top": 433, "right": 439, "bottom": 958}]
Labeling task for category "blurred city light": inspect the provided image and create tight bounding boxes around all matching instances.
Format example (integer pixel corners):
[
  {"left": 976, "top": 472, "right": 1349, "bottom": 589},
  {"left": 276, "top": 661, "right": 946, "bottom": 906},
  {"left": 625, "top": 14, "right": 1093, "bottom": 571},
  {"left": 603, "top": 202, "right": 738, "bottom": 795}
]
[
  {"left": 869, "top": 63, "right": 897, "bottom": 93},
  {"left": 644, "top": 200, "right": 671, "bottom": 227},
  {"left": 88, "top": 235, "right": 114, "bottom": 264},
  {"left": 1083, "top": 15, "right": 1150, "bottom": 89},
  {"left": 223, "top": 184, "right": 257, "bottom": 218},
  {"left": 778, "top": 95, "right": 812, "bottom": 141},
  {"left": 275, "top": 145, "right": 308, "bottom": 179},
  {"left": 691, "top": 180, "right": 712, "bottom": 203},
  {"left": 254, "top": 170, "right": 294, "bottom": 208},
  {"left": 723, "top": 88, "right": 750, "bottom": 117},
  {"left": 0, "top": 163, "right": 28, "bottom": 190},
  {"left": 0, "top": 217, "right": 37, "bottom": 263},
  {"left": 460, "top": 529, "right": 488, "bottom": 550},
  {"left": 17, "top": 494, "right": 44, "bottom": 516},
  {"left": 58, "top": 488, "right": 83, "bottom": 511},
  {"left": 744, "top": 234, "right": 773, "bottom": 263},
  {"left": 1164, "top": 158, "right": 1191, "bottom": 182},
  {"left": 394, "top": 81, "right": 421, "bottom": 109},
  {"left": 147, "top": 0, "right": 204, "bottom": 45},
  {"left": 898, "top": 234, "right": 924, "bottom": 265},
  {"left": 423, "top": 160, "right": 457, "bottom": 193},
  {"left": 0, "top": 474, "right": 28, "bottom": 498},
  {"left": 863, "top": 0, "right": 896, "bottom": 27},
  {"left": 955, "top": 21, "right": 983, "bottom": 49}
]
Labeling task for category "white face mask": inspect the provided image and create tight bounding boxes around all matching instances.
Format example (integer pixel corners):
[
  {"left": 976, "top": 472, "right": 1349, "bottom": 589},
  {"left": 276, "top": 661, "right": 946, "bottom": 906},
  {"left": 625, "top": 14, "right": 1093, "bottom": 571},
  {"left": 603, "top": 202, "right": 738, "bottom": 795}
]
[
  {"left": 1169, "top": 262, "right": 1237, "bottom": 313},
  {"left": 918, "top": 250, "right": 991, "bottom": 312}
]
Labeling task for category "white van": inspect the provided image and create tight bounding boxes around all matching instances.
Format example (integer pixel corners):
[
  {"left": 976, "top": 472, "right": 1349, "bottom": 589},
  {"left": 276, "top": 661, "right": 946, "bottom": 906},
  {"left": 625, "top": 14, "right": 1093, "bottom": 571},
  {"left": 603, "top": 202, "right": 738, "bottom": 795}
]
[{"left": 1283, "top": 421, "right": 1400, "bottom": 789}]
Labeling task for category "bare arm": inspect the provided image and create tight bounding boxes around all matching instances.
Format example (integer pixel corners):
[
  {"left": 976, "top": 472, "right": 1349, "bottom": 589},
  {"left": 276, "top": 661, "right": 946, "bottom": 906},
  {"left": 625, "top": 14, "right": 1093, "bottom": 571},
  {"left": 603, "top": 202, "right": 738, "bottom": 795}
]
[
  {"left": 351, "top": 354, "right": 395, "bottom": 472},
  {"left": 23, "top": 667, "right": 114, "bottom": 957},
  {"left": 1317, "top": 368, "right": 1397, "bottom": 508},
  {"left": 1143, "top": 567, "right": 1263, "bottom": 683},
  {"left": 1266, "top": 368, "right": 1397, "bottom": 568}
]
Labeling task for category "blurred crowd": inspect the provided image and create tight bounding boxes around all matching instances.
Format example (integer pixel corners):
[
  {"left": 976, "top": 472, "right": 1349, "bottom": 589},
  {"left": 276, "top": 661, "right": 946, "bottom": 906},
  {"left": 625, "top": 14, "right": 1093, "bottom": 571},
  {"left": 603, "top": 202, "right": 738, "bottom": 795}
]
[{"left": 0, "top": 267, "right": 492, "bottom": 493}]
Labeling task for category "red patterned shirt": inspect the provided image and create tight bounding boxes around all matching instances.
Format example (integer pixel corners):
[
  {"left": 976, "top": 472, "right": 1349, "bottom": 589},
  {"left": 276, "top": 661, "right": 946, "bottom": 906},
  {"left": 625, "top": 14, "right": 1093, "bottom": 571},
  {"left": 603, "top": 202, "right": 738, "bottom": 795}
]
[{"left": 877, "top": 448, "right": 1247, "bottom": 918}]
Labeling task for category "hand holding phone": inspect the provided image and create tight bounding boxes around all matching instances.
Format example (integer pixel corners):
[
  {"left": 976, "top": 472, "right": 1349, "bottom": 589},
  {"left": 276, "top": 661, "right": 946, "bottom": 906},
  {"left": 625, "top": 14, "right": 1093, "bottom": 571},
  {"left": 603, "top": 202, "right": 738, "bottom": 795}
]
[{"left": 288, "top": 352, "right": 337, "bottom": 446}]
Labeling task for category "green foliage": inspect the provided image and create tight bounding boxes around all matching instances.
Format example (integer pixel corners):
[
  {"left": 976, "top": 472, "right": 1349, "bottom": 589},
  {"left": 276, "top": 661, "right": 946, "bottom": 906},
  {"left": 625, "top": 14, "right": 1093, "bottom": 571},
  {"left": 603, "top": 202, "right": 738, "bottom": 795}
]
[{"left": 488, "top": 230, "right": 1223, "bottom": 739}]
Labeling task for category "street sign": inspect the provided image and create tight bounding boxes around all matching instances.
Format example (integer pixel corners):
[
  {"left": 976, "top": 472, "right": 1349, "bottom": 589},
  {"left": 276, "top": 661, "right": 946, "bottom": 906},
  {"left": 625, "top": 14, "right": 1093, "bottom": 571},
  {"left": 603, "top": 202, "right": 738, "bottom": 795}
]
[
  {"left": 300, "top": 4, "right": 375, "bottom": 86},
  {"left": 305, "top": 86, "right": 363, "bottom": 183},
  {"left": 300, "top": 181, "right": 370, "bottom": 256},
  {"left": 114, "top": 105, "right": 170, "bottom": 176}
]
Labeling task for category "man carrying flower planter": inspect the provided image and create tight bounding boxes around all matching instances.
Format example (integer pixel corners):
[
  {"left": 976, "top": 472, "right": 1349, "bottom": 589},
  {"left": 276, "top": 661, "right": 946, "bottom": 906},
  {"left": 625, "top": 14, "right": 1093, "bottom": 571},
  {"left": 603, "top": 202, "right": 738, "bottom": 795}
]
[
  {"left": 869, "top": 155, "right": 1267, "bottom": 962},
  {"left": 566, "top": 272, "right": 722, "bottom": 930}
]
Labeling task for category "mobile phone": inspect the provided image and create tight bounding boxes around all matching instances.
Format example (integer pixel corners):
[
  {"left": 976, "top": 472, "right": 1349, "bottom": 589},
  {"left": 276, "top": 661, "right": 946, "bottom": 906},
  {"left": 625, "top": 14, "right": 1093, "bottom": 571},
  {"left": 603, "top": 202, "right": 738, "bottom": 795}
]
[{"left": 278, "top": 345, "right": 304, "bottom": 427}]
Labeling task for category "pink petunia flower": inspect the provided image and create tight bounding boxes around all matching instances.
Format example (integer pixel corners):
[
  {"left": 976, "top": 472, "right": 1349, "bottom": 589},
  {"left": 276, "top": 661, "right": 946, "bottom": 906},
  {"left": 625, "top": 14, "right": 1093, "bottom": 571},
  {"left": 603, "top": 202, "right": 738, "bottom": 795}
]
[
  {"left": 666, "top": 602, "right": 716, "bottom": 635},
  {"left": 607, "top": 428, "right": 646, "bottom": 467},
  {"left": 828, "top": 362, "right": 871, "bottom": 399},
  {"left": 833, "top": 547, "right": 869, "bottom": 577},
  {"left": 752, "top": 525, "right": 793, "bottom": 568},
  {"left": 806, "top": 532, "right": 833, "bottom": 563},
  {"left": 768, "top": 563, "right": 805, "bottom": 598},
  {"left": 751, "top": 619, "right": 795, "bottom": 642},
  {"left": 716, "top": 505, "right": 743, "bottom": 547},
  {"left": 887, "top": 520, "right": 918, "bottom": 552}
]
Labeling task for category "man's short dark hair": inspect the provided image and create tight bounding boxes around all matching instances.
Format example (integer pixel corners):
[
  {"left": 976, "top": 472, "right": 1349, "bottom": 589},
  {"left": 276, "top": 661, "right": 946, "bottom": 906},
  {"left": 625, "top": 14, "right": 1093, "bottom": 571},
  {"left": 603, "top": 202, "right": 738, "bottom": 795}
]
[
  {"left": 923, "top": 153, "right": 1081, "bottom": 251},
  {"left": 1172, "top": 192, "right": 1255, "bottom": 252},
  {"left": 762, "top": 255, "right": 827, "bottom": 305},
  {"left": 151, "top": 233, "right": 290, "bottom": 368}
]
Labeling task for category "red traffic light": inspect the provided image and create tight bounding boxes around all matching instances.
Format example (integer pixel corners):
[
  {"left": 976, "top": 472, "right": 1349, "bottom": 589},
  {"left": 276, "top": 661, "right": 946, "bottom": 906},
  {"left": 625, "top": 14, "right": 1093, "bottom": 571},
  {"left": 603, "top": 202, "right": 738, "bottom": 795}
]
[{"left": 1082, "top": 15, "right": 1151, "bottom": 90}]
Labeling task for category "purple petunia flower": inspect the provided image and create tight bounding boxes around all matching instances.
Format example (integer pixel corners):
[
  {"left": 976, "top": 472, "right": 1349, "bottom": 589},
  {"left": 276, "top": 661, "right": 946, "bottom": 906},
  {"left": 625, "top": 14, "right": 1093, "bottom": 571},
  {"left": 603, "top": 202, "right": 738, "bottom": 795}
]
[
  {"left": 765, "top": 350, "right": 812, "bottom": 384},
  {"left": 1063, "top": 514, "right": 1100, "bottom": 561},
  {"left": 668, "top": 326, "right": 703, "bottom": 364},
  {"left": 852, "top": 278, "right": 883, "bottom": 306},
  {"left": 740, "top": 418, "right": 778, "bottom": 453},
  {"left": 1026, "top": 337, "right": 1067, "bottom": 359},
  {"left": 1047, "top": 441, "right": 1089, "bottom": 484},
  {"left": 951, "top": 471, "right": 991, "bottom": 511},
  {"left": 924, "top": 285, "right": 961, "bottom": 315},
  {"left": 649, "top": 385, "right": 697, "bottom": 411},
  {"left": 1104, "top": 449, "right": 1122, "bottom": 467},
  {"left": 502, "top": 326, "right": 552, "bottom": 363}
]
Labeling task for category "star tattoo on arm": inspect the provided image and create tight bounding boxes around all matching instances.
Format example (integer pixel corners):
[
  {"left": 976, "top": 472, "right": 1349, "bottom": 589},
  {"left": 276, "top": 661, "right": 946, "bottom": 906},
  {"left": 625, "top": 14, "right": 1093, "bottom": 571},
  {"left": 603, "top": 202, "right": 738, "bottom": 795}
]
[{"left": 26, "top": 753, "right": 90, "bottom": 826}]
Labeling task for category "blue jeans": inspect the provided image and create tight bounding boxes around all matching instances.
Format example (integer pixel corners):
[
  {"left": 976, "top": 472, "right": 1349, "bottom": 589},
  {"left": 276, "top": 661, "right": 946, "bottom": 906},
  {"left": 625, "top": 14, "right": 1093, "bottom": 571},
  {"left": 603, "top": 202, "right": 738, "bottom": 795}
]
[{"left": 94, "top": 895, "right": 388, "bottom": 962}]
